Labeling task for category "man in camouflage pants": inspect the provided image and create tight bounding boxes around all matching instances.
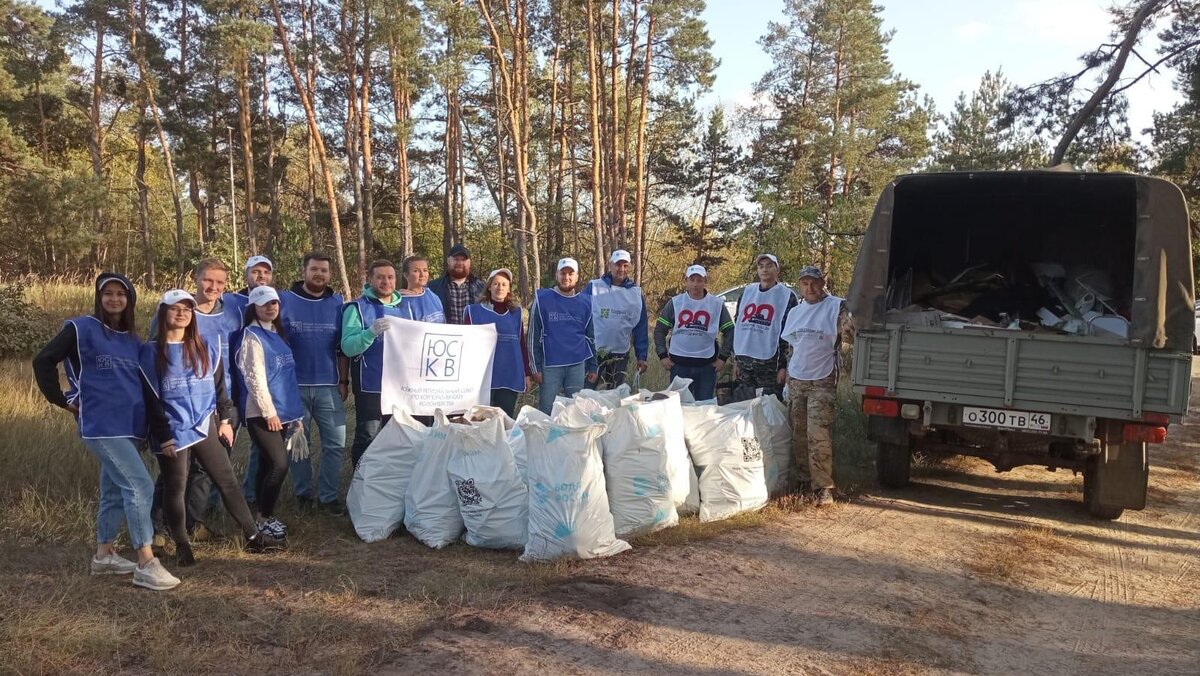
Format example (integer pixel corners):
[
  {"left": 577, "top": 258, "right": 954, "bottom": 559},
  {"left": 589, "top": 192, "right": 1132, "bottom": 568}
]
[{"left": 779, "top": 266, "right": 853, "bottom": 506}]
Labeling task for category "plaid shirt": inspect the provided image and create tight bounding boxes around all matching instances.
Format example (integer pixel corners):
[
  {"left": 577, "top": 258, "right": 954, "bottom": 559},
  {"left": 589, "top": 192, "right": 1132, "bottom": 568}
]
[{"left": 446, "top": 279, "right": 471, "bottom": 324}]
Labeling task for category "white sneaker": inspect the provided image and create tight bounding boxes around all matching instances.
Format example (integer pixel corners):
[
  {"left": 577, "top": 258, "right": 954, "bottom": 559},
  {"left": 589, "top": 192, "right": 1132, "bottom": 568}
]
[
  {"left": 90, "top": 553, "right": 137, "bottom": 575},
  {"left": 132, "top": 557, "right": 181, "bottom": 591},
  {"left": 259, "top": 518, "right": 287, "bottom": 539}
]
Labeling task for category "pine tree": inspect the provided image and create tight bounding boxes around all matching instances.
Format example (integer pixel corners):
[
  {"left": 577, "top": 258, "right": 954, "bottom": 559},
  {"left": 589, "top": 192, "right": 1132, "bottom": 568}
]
[{"left": 931, "top": 71, "right": 1046, "bottom": 171}]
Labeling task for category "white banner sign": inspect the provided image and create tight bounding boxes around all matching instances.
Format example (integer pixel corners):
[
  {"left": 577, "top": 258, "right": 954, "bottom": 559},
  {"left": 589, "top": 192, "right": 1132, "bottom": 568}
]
[{"left": 380, "top": 317, "right": 497, "bottom": 416}]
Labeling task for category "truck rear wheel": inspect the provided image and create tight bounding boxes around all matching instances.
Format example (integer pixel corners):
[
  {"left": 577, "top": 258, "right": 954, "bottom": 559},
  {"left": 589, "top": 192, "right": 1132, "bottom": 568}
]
[{"left": 877, "top": 441, "right": 911, "bottom": 488}]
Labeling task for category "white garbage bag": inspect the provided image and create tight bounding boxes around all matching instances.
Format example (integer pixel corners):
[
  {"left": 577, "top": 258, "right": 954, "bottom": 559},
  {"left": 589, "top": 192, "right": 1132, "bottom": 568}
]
[
  {"left": 447, "top": 414, "right": 528, "bottom": 549},
  {"left": 679, "top": 404, "right": 769, "bottom": 522},
  {"left": 623, "top": 389, "right": 692, "bottom": 510},
  {"left": 346, "top": 409, "right": 429, "bottom": 543},
  {"left": 519, "top": 412, "right": 631, "bottom": 562},
  {"left": 404, "top": 411, "right": 465, "bottom": 549},
  {"left": 724, "top": 394, "right": 794, "bottom": 495},
  {"left": 602, "top": 404, "right": 679, "bottom": 537}
]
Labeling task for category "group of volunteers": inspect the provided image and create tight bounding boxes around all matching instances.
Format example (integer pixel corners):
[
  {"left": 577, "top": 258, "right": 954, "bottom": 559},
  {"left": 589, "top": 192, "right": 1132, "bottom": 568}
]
[{"left": 32, "top": 243, "right": 851, "bottom": 591}]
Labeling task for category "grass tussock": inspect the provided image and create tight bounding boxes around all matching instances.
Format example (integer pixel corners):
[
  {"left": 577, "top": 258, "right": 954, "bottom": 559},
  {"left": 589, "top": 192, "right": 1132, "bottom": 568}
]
[{"left": 965, "top": 526, "right": 1081, "bottom": 582}]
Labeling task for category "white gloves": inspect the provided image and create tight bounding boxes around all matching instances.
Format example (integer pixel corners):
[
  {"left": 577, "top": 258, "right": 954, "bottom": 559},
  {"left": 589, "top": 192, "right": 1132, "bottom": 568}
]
[
  {"left": 370, "top": 318, "right": 391, "bottom": 337},
  {"left": 286, "top": 423, "right": 310, "bottom": 461}
]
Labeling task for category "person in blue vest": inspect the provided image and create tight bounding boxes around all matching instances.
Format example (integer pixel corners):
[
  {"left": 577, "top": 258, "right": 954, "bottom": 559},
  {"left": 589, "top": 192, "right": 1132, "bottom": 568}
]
[
  {"left": 280, "top": 252, "right": 349, "bottom": 516},
  {"left": 148, "top": 257, "right": 244, "bottom": 549},
  {"left": 340, "top": 259, "right": 404, "bottom": 467},
  {"left": 233, "top": 285, "right": 305, "bottom": 541},
  {"left": 528, "top": 257, "right": 598, "bottom": 414},
  {"left": 230, "top": 255, "right": 276, "bottom": 506},
  {"left": 223, "top": 254, "right": 274, "bottom": 320},
  {"left": 141, "top": 289, "right": 284, "bottom": 563},
  {"left": 583, "top": 249, "right": 649, "bottom": 390},
  {"left": 463, "top": 268, "right": 532, "bottom": 417},
  {"left": 33, "top": 273, "right": 181, "bottom": 591},
  {"left": 653, "top": 265, "right": 735, "bottom": 401},
  {"left": 398, "top": 254, "right": 446, "bottom": 323}
]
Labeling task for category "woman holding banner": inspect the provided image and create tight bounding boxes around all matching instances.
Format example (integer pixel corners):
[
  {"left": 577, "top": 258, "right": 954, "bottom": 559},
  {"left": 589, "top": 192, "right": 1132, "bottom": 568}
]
[
  {"left": 234, "top": 286, "right": 305, "bottom": 541},
  {"left": 142, "top": 290, "right": 284, "bottom": 563},
  {"left": 464, "top": 268, "right": 532, "bottom": 417}
]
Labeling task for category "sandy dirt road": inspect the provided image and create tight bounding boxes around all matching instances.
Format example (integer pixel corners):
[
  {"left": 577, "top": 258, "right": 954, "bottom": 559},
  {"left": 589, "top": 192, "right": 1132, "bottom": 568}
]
[{"left": 395, "top": 376, "right": 1200, "bottom": 674}]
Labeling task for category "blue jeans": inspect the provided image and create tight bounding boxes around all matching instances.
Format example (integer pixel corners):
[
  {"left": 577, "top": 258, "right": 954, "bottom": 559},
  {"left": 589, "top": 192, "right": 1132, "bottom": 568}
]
[
  {"left": 670, "top": 362, "right": 718, "bottom": 401},
  {"left": 537, "top": 363, "right": 586, "bottom": 414},
  {"left": 289, "top": 385, "right": 347, "bottom": 503},
  {"left": 83, "top": 437, "right": 155, "bottom": 549}
]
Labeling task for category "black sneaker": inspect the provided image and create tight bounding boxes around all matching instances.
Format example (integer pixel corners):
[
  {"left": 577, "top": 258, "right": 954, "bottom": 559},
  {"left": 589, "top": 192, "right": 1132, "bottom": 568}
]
[
  {"left": 319, "top": 500, "right": 347, "bottom": 517},
  {"left": 176, "top": 542, "right": 196, "bottom": 567},
  {"left": 245, "top": 533, "right": 287, "bottom": 553}
]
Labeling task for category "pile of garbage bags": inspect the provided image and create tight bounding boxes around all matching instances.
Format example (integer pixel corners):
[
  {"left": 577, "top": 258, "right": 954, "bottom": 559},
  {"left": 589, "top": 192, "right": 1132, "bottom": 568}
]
[{"left": 346, "top": 378, "right": 795, "bottom": 562}]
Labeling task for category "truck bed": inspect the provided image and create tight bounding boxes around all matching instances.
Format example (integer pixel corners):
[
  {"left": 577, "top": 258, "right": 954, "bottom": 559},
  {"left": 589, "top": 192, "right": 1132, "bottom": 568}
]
[{"left": 851, "top": 325, "right": 1192, "bottom": 422}]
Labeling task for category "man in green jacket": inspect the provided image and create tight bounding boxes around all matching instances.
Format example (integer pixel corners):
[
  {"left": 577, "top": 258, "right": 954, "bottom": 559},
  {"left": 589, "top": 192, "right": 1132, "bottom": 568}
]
[{"left": 340, "top": 260, "right": 403, "bottom": 467}]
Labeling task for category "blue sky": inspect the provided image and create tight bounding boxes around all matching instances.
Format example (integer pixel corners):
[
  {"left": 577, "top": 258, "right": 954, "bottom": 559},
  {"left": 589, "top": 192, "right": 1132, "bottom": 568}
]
[{"left": 700, "top": 0, "right": 1181, "bottom": 140}]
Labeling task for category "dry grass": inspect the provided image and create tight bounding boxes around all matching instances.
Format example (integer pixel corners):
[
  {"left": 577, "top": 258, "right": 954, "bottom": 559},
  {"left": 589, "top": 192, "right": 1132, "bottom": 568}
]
[{"left": 964, "top": 526, "right": 1082, "bottom": 582}]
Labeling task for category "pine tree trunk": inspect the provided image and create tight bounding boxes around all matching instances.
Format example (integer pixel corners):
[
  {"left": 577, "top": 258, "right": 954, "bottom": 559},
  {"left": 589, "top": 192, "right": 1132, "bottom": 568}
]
[
  {"left": 262, "top": 55, "right": 281, "bottom": 258},
  {"left": 342, "top": 5, "right": 367, "bottom": 283},
  {"left": 387, "top": 34, "right": 413, "bottom": 256},
  {"left": 360, "top": 0, "right": 376, "bottom": 257},
  {"left": 585, "top": 0, "right": 605, "bottom": 276},
  {"left": 135, "top": 104, "right": 155, "bottom": 286},
  {"left": 269, "top": 0, "right": 352, "bottom": 294},
  {"left": 88, "top": 15, "right": 107, "bottom": 270},
  {"left": 632, "top": 11, "right": 653, "bottom": 278},
  {"left": 236, "top": 54, "right": 257, "bottom": 254}
]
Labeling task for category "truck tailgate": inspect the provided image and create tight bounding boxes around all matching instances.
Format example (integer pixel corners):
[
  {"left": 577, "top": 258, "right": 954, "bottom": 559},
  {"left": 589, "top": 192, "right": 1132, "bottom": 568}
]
[{"left": 852, "top": 325, "right": 1192, "bottom": 421}]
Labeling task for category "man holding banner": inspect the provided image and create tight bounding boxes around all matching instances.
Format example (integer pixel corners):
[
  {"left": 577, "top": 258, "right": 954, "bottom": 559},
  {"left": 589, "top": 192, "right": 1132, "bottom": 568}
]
[{"left": 340, "top": 260, "right": 404, "bottom": 467}]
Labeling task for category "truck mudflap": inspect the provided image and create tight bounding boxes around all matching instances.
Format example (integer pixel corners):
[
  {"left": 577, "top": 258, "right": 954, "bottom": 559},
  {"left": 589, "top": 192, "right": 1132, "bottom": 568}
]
[{"left": 1085, "top": 422, "right": 1150, "bottom": 519}]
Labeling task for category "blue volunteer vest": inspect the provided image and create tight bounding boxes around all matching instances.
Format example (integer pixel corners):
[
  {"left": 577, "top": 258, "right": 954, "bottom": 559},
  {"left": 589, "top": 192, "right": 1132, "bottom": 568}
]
[
  {"left": 222, "top": 291, "right": 249, "bottom": 319},
  {"left": 535, "top": 288, "right": 593, "bottom": 368},
  {"left": 399, "top": 289, "right": 445, "bottom": 323},
  {"left": 280, "top": 290, "right": 344, "bottom": 386},
  {"left": 233, "top": 325, "right": 304, "bottom": 424},
  {"left": 65, "top": 316, "right": 147, "bottom": 440},
  {"left": 139, "top": 340, "right": 221, "bottom": 450},
  {"left": 194, "top": 299, "right": 243, "bottom": 388},
  {"left": 351, "top": 296, "right": 404, "bottom": 393},
  {"left": 465, "top": 303, "right": 525, "bottom": 392}
]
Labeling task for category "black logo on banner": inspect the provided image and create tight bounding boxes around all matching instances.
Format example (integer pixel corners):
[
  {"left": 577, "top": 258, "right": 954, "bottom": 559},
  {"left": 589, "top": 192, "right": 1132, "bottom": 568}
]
[{"left": 421, "top": 333, "right": 462, "bottom": 381}]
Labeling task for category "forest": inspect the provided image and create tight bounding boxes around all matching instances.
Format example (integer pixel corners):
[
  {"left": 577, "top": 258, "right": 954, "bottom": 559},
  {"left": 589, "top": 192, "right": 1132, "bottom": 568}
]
[{"left": 0, "top": 0, "right": 1197, "bottom": 298}]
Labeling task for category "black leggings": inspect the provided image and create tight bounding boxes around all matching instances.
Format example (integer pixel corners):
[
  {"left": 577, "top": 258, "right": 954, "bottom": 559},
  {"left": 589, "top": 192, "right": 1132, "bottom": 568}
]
[
  {"left": 246, "top": 417, "right": 290, "bottom": 519},
  {"left": 157, "top": 418, "right": 259, "bottom": 543}
]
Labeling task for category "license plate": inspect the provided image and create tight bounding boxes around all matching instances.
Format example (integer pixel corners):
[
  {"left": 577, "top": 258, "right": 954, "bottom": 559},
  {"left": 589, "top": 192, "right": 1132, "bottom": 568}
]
[{"left": 962, "top": 406, "right": 1051, "bottom": 432}]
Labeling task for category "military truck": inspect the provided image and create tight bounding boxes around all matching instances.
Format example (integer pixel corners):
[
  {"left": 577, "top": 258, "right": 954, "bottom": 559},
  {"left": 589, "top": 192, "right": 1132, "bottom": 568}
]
[{"left": 847, "top": 170, "right": 1193, "bottom": 519}]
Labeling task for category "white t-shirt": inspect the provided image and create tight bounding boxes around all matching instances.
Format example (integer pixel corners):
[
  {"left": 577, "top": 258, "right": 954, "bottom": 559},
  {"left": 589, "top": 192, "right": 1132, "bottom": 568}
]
[{"left": 781, "top": 295, "right": 843, "bottom": 380}]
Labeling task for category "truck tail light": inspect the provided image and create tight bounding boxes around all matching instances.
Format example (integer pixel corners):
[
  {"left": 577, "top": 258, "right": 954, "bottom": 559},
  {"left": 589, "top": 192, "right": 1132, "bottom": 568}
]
[
  {"left": 864, "top": 386, "right": 888, "bottom": 397},
  {"left": 1122, "top": 424, "right": 1167, "bottom": 444},
  {"left": 862, "top": 397, "right": 899, "bottom": 417}
]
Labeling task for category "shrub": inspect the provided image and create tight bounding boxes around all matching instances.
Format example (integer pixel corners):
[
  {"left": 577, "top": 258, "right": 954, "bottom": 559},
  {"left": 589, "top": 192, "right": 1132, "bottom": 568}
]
[{"left": 0, "top": 281, "right": 56, "bottom": 357}]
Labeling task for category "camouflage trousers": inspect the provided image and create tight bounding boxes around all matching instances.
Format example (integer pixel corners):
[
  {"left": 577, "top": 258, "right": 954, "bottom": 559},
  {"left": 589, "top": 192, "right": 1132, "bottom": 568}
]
[
  {"left": 787, "top": 375, "right": 837, "bottom": 490},
  {"left": 732, "top": 356, "right": 783, "bottom": 402}
]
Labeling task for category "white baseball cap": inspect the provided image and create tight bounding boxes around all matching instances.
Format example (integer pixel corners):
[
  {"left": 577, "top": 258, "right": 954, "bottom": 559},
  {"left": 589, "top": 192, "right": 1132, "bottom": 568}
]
[
  {"left": 755, "top": 253, "right": 779, "bottom": 267},
  {"left": 244, "top": 255, "right": 273, "bottom": 271},
  {"left": 487, "top": 268, "right": 513, "bottom": 282},
  {"left": 159, "top": 289, "right": 196, "bottom": 306},
  {"left": 557, "top": 257, "right": 579, "bottom": 272},
  {"left": 685, "top": 264, "right": 707, "bottom": 278},
  {"left": 610, "top": 249, "right": 631, "bottom": 264},
  {"left": 248, "top": 285, "right": 280, "bottom": 306}
]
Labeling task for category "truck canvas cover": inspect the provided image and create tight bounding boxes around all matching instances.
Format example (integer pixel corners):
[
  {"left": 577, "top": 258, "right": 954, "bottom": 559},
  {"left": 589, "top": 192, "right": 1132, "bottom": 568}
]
[{"left": 847, "top": 171, "right": 1195, "bottom": 352}]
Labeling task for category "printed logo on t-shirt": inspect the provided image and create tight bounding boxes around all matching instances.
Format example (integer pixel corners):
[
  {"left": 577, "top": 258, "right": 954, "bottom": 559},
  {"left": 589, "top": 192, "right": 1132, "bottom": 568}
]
[
  {"left": 740, "top": 303, "right": 776, "bottom": 328},
  {"left": 677, "top": 309, "right": 712, "bottom": 330}
]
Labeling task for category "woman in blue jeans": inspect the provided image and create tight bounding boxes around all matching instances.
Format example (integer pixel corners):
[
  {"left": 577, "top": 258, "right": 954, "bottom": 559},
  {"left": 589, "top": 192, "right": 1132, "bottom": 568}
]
[
  {"left": 652, "top": 264, "right": 735, "bottom": 401},
  {"left": 33, "top": 273, "right": 182, "bottom": 591},
  {"left": 527, "top": 257, "right": 598, "bottom": 413}
]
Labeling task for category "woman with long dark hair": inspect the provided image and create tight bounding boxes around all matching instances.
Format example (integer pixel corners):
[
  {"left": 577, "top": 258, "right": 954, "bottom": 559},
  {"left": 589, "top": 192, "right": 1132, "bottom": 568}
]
[
  {"left": 463, "top": 268, "right": 532, "bottom": 417},
  {"left": 32, "top": 273, "right": 181, "bottom": 591},
  {"left": 141, "top": 290, "right": 284, "bottom": 564},
  {"left": 233, "top": 286, "right": 304, "bottom": 540}
]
